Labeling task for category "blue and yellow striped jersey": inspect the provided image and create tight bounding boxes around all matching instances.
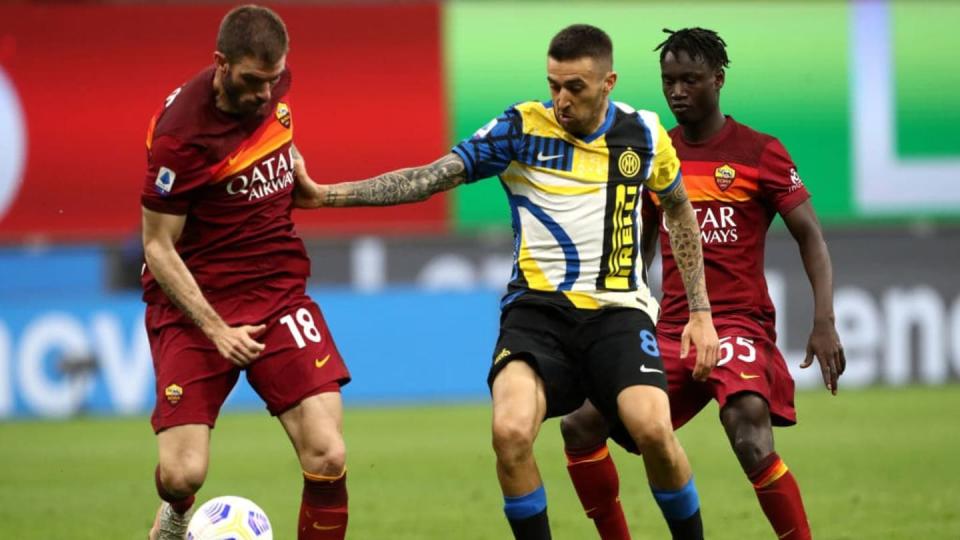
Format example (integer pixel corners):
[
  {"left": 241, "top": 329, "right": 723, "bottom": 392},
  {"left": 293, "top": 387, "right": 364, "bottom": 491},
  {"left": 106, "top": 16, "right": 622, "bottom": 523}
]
[{"left": 452, "top": 100, "right": 681, "bottom": 317}]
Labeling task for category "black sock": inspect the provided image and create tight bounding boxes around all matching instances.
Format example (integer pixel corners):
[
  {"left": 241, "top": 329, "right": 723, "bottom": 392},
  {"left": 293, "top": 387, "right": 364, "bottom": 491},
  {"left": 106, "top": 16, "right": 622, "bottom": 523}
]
[
  {"left": 665, "top": 508, "right": 703, "bottom": 540},
  {"left": 508, "top": 509, "right": 552, "bottom": 540}
]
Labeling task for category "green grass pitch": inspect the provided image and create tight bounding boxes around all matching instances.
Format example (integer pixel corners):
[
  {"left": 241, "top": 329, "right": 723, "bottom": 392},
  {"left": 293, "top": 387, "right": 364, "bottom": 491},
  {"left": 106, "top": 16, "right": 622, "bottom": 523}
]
[{"left": 1, "top": 386, "right": 957, "bottom": 539}]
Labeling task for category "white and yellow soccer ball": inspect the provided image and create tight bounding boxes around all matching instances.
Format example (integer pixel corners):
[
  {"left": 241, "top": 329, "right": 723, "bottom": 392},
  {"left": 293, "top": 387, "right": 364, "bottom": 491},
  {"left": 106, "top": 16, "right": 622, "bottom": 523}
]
[{"left": 186, "top": 496, "right": 273, "bottom": 540}]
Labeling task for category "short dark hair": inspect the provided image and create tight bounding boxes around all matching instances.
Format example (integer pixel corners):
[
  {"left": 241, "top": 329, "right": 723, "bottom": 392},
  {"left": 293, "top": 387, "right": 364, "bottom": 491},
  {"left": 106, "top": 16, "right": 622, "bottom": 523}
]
[
  {"left": 655, "top": 27, "right": 729, "bottom": 70},
  {"left": 217, "top": 4, "right": 288, "bottom": 64},
  {"left": 548, "top": 24, "right": 613, "bottom": 67}
]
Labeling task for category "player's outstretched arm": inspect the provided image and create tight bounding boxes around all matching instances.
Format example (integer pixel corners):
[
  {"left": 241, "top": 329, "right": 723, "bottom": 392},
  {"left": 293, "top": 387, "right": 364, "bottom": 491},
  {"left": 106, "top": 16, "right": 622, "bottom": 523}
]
[
  {"left": 783, "top": 200, "right": 845, "bottom": 394},
  {"left": 659, "top": 182, "right": 719, "bottom": 380},
  {"left": 295, "top": 153, "right": 467, "bottom": 208},
  {"left": 142, "top": 206, "right": 265, "bottom": 366}
]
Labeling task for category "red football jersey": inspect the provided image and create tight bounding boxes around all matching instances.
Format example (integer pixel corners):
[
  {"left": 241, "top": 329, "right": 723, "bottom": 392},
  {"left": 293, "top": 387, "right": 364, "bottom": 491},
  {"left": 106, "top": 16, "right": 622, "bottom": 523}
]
[
  {"left": 645, "top": 117, "right": 810, "bottom": 330},
  {"left": 141, "top": 66, "right": 310, "bottom": 327}
]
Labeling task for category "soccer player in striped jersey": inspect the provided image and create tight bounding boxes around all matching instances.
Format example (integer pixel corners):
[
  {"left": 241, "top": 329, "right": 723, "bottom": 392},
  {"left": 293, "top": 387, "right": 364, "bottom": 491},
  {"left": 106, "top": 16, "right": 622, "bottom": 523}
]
[
  {"left": 295, "top": 24, "right": 719, "bottom": 540},
  {"left": 560, "top": 28, "right": 846, "bottom": 540}
]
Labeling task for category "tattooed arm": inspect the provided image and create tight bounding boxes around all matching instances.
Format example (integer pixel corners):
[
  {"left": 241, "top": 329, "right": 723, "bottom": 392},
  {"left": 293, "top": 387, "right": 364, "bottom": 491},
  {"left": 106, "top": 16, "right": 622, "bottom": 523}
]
[
  {"left": 293, "top": 153, "right": 468, "bottom": 209},
  {"left": 141, "top": 207, "right": 265, "bottom": 366},
  {"left": 659, "top": 182, "right": 719, "bottom": 380}
]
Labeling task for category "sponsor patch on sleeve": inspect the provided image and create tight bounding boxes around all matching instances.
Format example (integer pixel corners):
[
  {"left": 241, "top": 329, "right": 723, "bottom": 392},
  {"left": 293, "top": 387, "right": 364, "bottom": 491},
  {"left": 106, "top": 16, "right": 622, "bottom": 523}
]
[{"left": 155, "top": 166, "right": 176, "bottom": 196}]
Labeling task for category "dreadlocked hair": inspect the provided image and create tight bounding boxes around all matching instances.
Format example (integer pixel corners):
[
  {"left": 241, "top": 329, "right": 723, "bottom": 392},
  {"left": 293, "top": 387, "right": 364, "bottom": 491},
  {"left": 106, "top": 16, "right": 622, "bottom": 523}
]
[{"left": 654, "top": 27, "right": 729, "bottom": 70}]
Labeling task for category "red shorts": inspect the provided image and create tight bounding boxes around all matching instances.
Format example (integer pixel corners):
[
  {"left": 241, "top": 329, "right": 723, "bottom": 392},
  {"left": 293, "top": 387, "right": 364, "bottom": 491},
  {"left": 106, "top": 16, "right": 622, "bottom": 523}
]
[
  {"left": 659, "top": 318, "right": 796, "bottom": 430},
  {"left": 147, "top": 295, "right": 350, "bottom": 433}
]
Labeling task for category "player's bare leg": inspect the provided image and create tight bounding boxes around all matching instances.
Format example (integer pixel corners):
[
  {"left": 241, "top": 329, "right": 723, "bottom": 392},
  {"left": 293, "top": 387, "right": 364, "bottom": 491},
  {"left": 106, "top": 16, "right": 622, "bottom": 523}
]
[
  {"left": 618, "top": 385, "right": 703, "bottom": 540},
  {"left": 149, "top": 424, "right": 209, "bottom": 540},
  {"left": 279, "top": 391, "right": 348, "bottom": 540},
  {"left": 491, "top": 361, "right": 551, "bottom": 539},
  {"left": 721, "top": 393, "right": 811, "bottom": 539},
  {"left": 560, "top": 401, "right": 631, "bottom": 540}
]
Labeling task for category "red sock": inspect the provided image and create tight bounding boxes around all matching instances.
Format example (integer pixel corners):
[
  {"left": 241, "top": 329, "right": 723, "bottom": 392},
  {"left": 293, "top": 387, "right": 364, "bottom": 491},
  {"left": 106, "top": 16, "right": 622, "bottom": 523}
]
[
  {"left": 299, "top": 469, "right": 348, "bottom": 540},
  {"left": 748, "top": 453, "right": 811, "bottom": 540},
  {"left": 154, "top": 465, "right": 195, "bottom": 515},
  {"left": 565, "top": 444, "right": 631, "bottom": 540}
]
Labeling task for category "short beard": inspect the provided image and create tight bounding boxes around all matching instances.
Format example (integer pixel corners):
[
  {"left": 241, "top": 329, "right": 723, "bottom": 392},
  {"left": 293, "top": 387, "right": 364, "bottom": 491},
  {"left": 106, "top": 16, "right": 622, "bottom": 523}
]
[{"left": 221, "top": 72, "right": 264, "bottom": 117}]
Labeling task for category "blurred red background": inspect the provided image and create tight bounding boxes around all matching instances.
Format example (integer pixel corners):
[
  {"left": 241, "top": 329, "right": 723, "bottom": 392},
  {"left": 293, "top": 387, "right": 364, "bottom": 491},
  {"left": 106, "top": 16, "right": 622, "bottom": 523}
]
[{"left": 0, "top": 2, "right": 449, "bottom": 241}]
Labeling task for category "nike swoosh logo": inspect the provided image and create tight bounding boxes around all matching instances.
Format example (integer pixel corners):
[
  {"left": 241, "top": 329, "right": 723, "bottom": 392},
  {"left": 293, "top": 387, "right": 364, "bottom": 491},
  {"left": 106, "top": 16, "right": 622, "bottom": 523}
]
[
  {"left": 537, "top": 151, "right": 564, "bottom": 161},
  {"left": 740, "top": 372, "right": 760, "bottom": 380},
  {"left": 778, "top": 528, "right": 796, "bottom": 538},
  {"left": 313, "top": 522, "right": 343, "bottom": 531},
  {"left": 639, "top": 365, "right": 663, "bottom": 374},
  {"left": 315, "top": 354, "right": 331, "bottom": 368}
]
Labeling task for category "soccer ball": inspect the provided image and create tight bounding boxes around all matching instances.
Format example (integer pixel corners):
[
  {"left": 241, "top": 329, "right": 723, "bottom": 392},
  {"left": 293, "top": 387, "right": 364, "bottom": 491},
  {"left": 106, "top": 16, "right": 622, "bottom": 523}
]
[{"left": 186, "top": 496, "right": 273, "bottom": 540}]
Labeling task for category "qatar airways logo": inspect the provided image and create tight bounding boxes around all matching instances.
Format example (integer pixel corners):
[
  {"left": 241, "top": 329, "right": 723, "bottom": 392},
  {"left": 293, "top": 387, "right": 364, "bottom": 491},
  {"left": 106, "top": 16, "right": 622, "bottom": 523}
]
[
  {"left": 225, "top": 147, "right": 296, "bottom": 201},
  {"left": 0, "top": 67, "right": 26, "bottom": 220},
  {"left": 663, "top": 205, "right": 739, "bottom": 244}
]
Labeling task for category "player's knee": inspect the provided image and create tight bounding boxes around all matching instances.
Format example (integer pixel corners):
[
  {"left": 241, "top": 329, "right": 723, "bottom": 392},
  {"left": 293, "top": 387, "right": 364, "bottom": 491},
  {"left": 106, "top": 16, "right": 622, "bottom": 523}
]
[
  {"left": 560, "top": 410, "right": 607, "bottom": 451},
  {"left": 730, "top": 436, "right": 767, "bottom": 470},
  {"left": 159, "top": 460, "right": 206, "bottom": 497},
  {"left": 300, "top": 439, "right": 347, "bottom": 477},
  {"left": 491, "top": 414, "right": 536, "bottom": 463},
  {"left": 629, "top": 416, "right": 675, "bottom": 458}
]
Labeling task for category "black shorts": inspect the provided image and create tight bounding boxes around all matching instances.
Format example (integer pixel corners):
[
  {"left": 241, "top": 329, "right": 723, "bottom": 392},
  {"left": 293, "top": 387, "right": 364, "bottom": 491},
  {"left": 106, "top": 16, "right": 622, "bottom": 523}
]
[{"left": 487, "top": 301, "right": 667, "bottom": 426}]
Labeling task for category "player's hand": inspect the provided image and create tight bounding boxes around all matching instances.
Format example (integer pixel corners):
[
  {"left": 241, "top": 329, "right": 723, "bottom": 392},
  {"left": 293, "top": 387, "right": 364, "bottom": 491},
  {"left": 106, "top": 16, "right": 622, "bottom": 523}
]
[
  {"left": 209, "top": 324, "right": 267, "bottom": 367},
  {"left": 801, "top": 317, "right": 845, "bottom": 395},
  {"left": 681, "top": 311, "right": 719, "bottom": 381},
  {"left": 291, "top": 153, "right": 328, "bottom": 209}
]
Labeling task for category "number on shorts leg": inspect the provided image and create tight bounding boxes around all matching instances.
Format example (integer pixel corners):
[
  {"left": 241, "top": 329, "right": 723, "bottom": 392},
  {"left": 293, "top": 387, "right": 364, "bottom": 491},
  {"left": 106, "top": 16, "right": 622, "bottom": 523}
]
[
  {"left": 716, "top": 336, "right": 756, "bottom": 367},
  {"left": 639, "top": 329, "right": 660, "bottom": 357},
  {"left": 279, "top": 307, "right": 322, "bottom": 349}
]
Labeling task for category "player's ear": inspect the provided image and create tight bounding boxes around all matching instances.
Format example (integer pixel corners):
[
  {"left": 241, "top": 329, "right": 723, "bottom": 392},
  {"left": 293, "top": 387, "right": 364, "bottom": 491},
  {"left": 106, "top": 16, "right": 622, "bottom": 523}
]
[
  {"left": 213, "top": 51, "right": 229, "bottom": 73},
  {"left": 604, "top": 70, "right": 618, "bottom": 96},
  {"left": 714, "top": 68, "right": 725, "bottom": 91}
]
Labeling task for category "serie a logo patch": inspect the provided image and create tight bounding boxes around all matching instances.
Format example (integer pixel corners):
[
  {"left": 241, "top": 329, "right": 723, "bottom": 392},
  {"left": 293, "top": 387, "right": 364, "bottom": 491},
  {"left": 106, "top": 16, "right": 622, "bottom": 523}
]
[
  {"left": 275, "top": 102, "right": 291, "bottom": 128},
  {"left": 155, "top": 166, "right": 176, "bottom": 196},
  {"left": 164, "top": 384, "right": 183, "bottom": 405},
  {"left": 714, "top": 164, "right": 736, "bottom": 191}
]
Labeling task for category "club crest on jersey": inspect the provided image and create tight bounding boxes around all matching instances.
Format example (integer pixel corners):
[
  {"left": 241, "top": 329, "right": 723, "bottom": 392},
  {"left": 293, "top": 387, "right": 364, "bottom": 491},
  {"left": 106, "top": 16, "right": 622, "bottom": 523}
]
[
  {"left": 275, "top": 102, "right": 291, "bottom": 128},
  {"left": 714, "top": 164, "right": 736, "bottom": 191},
  {"left": 789, "top": 167, "right": 804, "bottom": 192},
  {"left": 164, "top": 384, "right": 183, "bottom": 405},
  {"left": 155, "top": 166, "right": 176, "bottom": 196},
  {"left": 618, "top": 148, "right": 641, "bottom": 178}
]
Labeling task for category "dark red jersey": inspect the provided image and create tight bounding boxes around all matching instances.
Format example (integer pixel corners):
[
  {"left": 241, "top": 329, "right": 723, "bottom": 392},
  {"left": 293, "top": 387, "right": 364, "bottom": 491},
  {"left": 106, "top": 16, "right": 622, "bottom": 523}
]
[
  {"left": 645, "top": 117, "right": 810, "bottom": 330},
  {"left": 141, "top": 66, "right": 309, "bottom": 327}
]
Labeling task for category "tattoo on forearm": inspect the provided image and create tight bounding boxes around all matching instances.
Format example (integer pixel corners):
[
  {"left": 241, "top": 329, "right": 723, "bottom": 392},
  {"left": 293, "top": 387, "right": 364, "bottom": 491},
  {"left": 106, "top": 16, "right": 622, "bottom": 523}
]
[
  {"left": 660, "top": 183, "right": 711, "bottom": 312},
  {"left": 324, "top": 154, "right": 467, "bottom": 207}
]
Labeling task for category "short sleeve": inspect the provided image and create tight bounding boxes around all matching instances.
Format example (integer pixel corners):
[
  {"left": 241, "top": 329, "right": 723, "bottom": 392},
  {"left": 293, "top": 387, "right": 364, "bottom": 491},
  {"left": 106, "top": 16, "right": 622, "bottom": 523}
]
[
  {"left": 758, "top": 138, "right": 810, "bottom": 215},
  {"left": 451, "top": 107, "right": 524, "bottom": 182},
  {"left": 141, "top": 135, "right": 211, "bottom": 214},
  {"left": 644, "top": 121, "right": 682, "bottom": 194}
]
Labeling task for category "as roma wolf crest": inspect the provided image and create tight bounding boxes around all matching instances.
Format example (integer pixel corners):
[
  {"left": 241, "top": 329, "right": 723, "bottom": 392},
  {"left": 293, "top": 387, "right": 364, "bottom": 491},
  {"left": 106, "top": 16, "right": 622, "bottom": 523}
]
[
  {"left": 275, "top": 102, "right": 291, "bottom": 128},
  {"left": 714, "top": 164, "right": 736, "bottom": 191}
]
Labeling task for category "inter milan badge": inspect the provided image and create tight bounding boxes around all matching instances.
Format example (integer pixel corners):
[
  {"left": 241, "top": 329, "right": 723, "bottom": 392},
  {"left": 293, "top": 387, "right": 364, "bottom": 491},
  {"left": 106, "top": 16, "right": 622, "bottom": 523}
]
[
  {"left": 275, "top": 102, "right": 291, "bottom": 128},
  {"left": 714, "top": 164, "right": 736, "bottom": 191},
  {"left": 164, "top": 384, "right": 183, "bottom": 405},
  {"left": 618, "top": 148, "right": 641, "bottom": 178}
]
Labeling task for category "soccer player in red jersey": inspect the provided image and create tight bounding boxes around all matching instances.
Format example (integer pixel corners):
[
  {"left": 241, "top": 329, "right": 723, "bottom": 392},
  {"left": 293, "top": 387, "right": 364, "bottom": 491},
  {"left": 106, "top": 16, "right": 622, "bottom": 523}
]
[
  {"left": 141, "top": 6, "right": 350, "bottom": 539},
  {"left": 560, "top": 28, "right": 846, "bottom": 539}
]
